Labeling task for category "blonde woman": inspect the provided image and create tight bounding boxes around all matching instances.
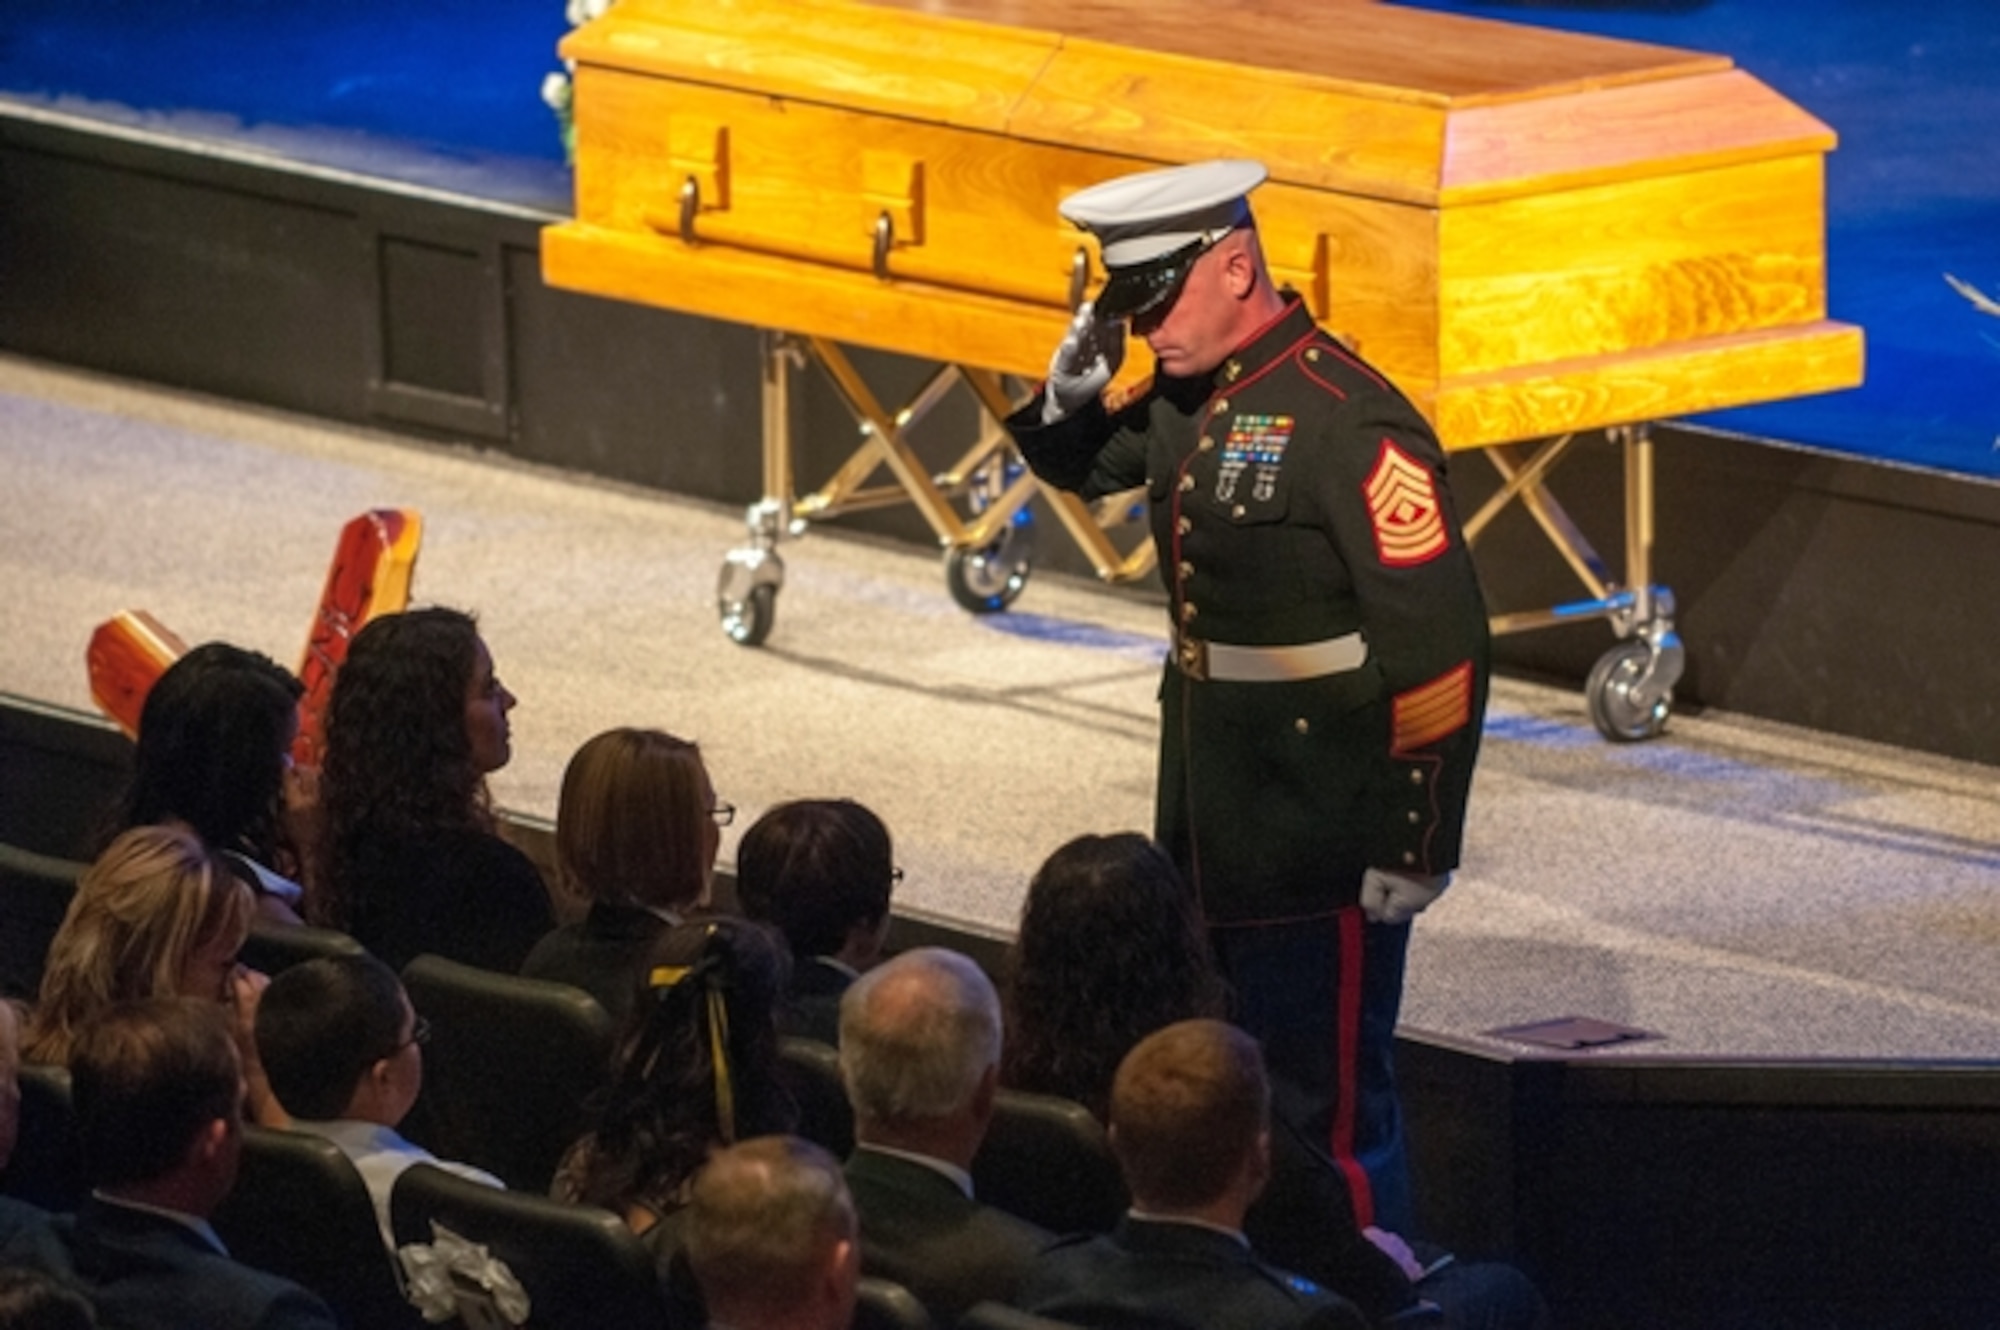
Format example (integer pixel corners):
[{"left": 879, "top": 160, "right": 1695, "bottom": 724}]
[{"left": 24, "top": 825, "right": 284, "bottom": 1124}]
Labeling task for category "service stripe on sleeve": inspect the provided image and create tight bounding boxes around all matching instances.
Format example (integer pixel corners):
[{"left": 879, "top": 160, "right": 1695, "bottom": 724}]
[{"left": 1392, "top": 661, "right": 1474, "bottom": 753}]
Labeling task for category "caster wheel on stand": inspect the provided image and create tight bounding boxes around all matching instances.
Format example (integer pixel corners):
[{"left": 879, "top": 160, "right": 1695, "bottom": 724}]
[
  {"left": 944, "top": 510, "right": 1035, "bottom": 614},
  {"left": 718, "top": 542, "right": 784, "bottom": 647},
  {"left": 720, "top": 584, "right": 777, "bottom": 647},
  {"left": 1585, "top": 639, "right": 1674, "bottom": 742}
]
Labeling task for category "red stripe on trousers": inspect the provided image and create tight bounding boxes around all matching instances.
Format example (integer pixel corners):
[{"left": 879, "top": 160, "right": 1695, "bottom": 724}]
[{"left": 1330, "top": 906, "right": 1373, "bottom": 1229}]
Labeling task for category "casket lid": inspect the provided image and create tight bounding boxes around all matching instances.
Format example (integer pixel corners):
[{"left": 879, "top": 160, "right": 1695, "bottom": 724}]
[{"left": 561, "top": 0, "right": 1834, "bottom": 206}]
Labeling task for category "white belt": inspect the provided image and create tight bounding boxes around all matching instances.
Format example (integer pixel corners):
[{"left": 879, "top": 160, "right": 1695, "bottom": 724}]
[{"left": 1174, "top": 631, "right": 1367, "bottom": 683}]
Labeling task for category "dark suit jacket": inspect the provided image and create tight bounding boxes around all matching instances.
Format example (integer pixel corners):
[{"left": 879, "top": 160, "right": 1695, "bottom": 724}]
[
  {"left": 779, "top": 956, "right": 852, "bottom": 1047},
  {"left": 844, "top": 1147, "right": 1052, "bottom": 1325},
  {"left": 1020, "top": 1215, "right": 1369, "bottom": 1330},
  {"left": 0, "top": 1195, "right": 66, "bottom": 1271},
  {"left": 520, "top": 901, "right": 674, "bottom": 1028},
  {"left": 61, "top": 1197, "right": 341, "bottom": 1330}
]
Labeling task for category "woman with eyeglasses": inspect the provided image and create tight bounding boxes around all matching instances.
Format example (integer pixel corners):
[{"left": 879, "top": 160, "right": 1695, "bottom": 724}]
[
  {"left": 521, "top": 726, "right": 727, "bottom": 1027},
  {"left": 308, "top": 607, "right": 554, "bottom": 973}
]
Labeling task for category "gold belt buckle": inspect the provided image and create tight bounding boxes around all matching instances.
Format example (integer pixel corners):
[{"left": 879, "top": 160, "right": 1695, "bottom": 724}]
[{"left": 1176, "top": 633, "right": 1209, "bottom": 682}]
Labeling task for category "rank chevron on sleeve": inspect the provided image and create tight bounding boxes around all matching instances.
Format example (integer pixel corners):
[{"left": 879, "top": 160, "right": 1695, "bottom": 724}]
[{"left": 1364, "top": 439, "right": 1448, "bottom": 567}]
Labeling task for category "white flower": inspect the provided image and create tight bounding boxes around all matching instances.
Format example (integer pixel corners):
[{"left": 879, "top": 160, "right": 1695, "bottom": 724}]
[
  {"left": 541, "top": 71, "right": 573, "bottom": 113},
  {"left": 565, "top": 0, "right": 618, "bottom": 27}
]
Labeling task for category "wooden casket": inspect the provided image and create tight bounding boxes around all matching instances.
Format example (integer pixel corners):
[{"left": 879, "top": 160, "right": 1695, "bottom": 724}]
[{"left": 543, "top": 0, "right": 1862, "bottom": 450}]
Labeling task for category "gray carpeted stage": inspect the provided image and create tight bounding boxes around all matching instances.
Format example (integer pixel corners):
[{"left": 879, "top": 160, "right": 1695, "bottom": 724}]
[{"left": 6, "top": 349, "right": 2000, "bottom": 1063}]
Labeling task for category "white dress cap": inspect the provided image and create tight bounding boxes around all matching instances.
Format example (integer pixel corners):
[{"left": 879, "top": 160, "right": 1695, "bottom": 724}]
[{"left": 1058, "top": 159, "right": 1270, "bottom": 268}]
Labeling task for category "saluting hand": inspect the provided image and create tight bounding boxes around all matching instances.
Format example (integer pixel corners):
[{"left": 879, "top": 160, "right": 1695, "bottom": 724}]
[{"left": 1041, "top": 300, "right": 1126, "bottom": 424}]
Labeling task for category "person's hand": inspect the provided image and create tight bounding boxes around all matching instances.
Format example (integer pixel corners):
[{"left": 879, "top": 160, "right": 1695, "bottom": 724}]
[
  {"left": 1363, "top": 1225, "right": 1426, "bottom": 1282},
  {"left": 279, "top": 761, "right": 324, "bottom": 864},
  {"left": 1041, "top": 301, "right": 1125, "bottom": 424},
  {"left": 227, "top": 965, "right": 290, "bottom": 1127},
  {"left": 1359, "top": 868, "right": 1449, "bottom": 925}
]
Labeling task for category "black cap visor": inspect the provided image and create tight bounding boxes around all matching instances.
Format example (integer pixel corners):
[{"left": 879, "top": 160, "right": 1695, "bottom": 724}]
[{"left": 1092, "top": 234, "right": 1213, "bottom": 321}]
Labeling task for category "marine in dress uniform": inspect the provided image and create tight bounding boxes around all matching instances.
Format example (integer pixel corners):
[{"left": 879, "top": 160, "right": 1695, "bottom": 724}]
[{"left": 1006, "top": 160, "right": 1490, "bottom": 1236}]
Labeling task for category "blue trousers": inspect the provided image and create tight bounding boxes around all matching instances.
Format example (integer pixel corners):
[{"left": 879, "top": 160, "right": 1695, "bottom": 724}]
[{"left": 1210, "top": 908, "right": 1415, "bottom": 1235}]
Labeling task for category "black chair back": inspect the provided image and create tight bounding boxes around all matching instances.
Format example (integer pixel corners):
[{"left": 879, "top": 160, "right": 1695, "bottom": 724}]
[
  {"left": 777, "top": 1036, "right": 854, "bottom": 1157},
  {"left": 239, "top": 919, "right": 366, "bottom": 975},
  {"left": 399, "top": 954, "right": 615, "bottom": 1192},
  {"left": 854, "top": 1276, "right": 935, "bottom": 1330},
  {"left": 213, "top": 1124, "right": 425, "bottom": 1329},
  {"left": 959, "top": 1303, "right": 1087, "bottom": 1330},
  {"left": 2, "top": 1062, "right": 81, "bottom": 1212},
  {"left": 390, "top": 1162, "right": 668, "bottom": 1330},
  {"left": 0, "top": 842, "right": 82, "bottom": 1002},
  {"left": 973, "top": 1087, "right": 1127, "bottom": 1235}
]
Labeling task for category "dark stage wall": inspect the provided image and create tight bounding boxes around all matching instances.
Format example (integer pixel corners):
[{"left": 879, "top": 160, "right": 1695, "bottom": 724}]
[{"left": 7, "top": 106, "right": 2000, "bottom": 767}]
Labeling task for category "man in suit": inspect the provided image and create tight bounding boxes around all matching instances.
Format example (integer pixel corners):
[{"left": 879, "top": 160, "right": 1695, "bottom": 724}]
[
  {"left": 736, "top": 798, "right": 897, "bottom": 1046},
  {"left": 838, "top": 947, "right": 1051, "bottom": 1324},
  {"left": 61, "top": 996, "right": 340, "bottom": 1330},
  {"left": 0, "top": 999, "right": 64, "bottom": 1260},
  {"left": 1020, "top": 1019, "right": 1368, "bottom": 1330},
  {"left": 684, "top": 1135, "right": 859, "bottom": 1330}
]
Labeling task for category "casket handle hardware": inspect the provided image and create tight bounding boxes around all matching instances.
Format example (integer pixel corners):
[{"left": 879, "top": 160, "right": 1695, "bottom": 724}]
[
  {"left": 872, "top": 211, "right": 894, "bottom": 281},
  {"left": 1068, "top": 247, "right": 1090, "bottom": 312},
  {"left": 678, "top": 176, "right": 701, "bottom": 246},
  {"left": 644, "top": 189, "right": 1071, "bottom": 310}
]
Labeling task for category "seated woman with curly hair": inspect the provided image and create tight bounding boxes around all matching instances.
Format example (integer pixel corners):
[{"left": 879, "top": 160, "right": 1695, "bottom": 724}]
[
  {"left": 553, "top": 916, "right": 796, "bottom": 1265},
  {"left": 1001, "top": 831, "right": 1228, "bottom": 1122},
  {"left": 23, "top": 824, "right": 285, "bottom": 1125},
  {"left": 1002, "top": 832, "right": 1549, "bottom": 1330},
  {"left": 111, "top": 641, "right": 311, "bottom": 925},
  {"left": 521, "top": 727, "right": 722, "bottom": 1027},
  {"left": 308, "top": 607, "right": 553, "bottom": 973}
]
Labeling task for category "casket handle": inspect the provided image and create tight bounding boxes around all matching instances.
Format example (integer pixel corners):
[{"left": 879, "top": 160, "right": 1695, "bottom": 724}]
[
  {"left": 1068, "top": 247, "right": 1090, "bottom": 312},
  {"left": 872, "top": 211, "right": 895, "bottom": 281},
  {"left": 679, "top": 176, "right": 701, "bottom": 245}
]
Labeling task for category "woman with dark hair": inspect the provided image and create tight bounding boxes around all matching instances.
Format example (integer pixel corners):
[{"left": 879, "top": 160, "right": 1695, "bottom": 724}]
[
  {"left": 734, "top": 798, "right": 895, "bottom": 1045},
  {"left": 521, "top": 728, "right": 722, "bottom": 1025},
  {"left": 308, "top": 607, "right": 553, "bottom": 972},
  {"left": 553, "top": 917, "right": 796, "bottom": 1261},
  {"left": 1001, "top": 831, "right": 1227, "bottom": 1121},
  {"left": 115, "top": 641, "right": 310, "bottom": 924},
  {"left": 1001, "top": 831, "right": 1549, "bottom": 1330}
]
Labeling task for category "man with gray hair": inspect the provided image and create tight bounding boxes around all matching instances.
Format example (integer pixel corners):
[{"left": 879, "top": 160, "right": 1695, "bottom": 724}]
[
  {"left": 838, "top": 947, "right": 1051, "bottom": 1324},
  {"left": 684, "top": 1136, "right": 859, "bottom": 1330}
]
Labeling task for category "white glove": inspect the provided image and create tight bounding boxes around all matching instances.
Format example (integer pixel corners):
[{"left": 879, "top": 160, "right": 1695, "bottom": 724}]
[
  {"left": 1041, "top": 301, "right": 1126, "bottom": 424},
  {"left": 1359, "top": 868, "right": 1450, "bottom": 925}
]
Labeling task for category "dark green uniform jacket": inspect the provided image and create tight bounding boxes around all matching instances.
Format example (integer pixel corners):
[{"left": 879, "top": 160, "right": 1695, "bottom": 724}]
[{"left": 1009, "top": 297, "right": 1489, "bottom": 923}]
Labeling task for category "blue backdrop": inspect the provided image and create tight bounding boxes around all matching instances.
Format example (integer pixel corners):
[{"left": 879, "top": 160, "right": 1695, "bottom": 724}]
[{"left": 2, "top": 0, "right": 1994, "bottom": 475}]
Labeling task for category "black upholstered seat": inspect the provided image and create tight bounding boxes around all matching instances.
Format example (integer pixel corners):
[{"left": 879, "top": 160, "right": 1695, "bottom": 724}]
[
  {"left": 959, "top": 1302, "right": 1088, "bottom": 1330},
  {"left": 239, "top": 919, "right": 367, "bottom": 975},
  {"left": 398, "top": 953, "right": 615, "bottom": 1192},
  {"left": 0, "top": 841, "right": 83, "bottom": 1002},
  {"left": 212, "top": 1124, "right": 425, "bottom": 1329},
  {"left": 390, "top": 1161, "right": 670, "bottom": 1330},
  {"left": 778, "top": 1035, "right": 855, "bottom": 1157},
  {"left": 2, "top": 1061, "right": 81, "bottom": 1212},
  {"left": 972, "top": 1087, "right": 1127, "bottom": 1236},
  {"left": 854, "top": 1275, "right": 936, "bottom": 1330}
]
